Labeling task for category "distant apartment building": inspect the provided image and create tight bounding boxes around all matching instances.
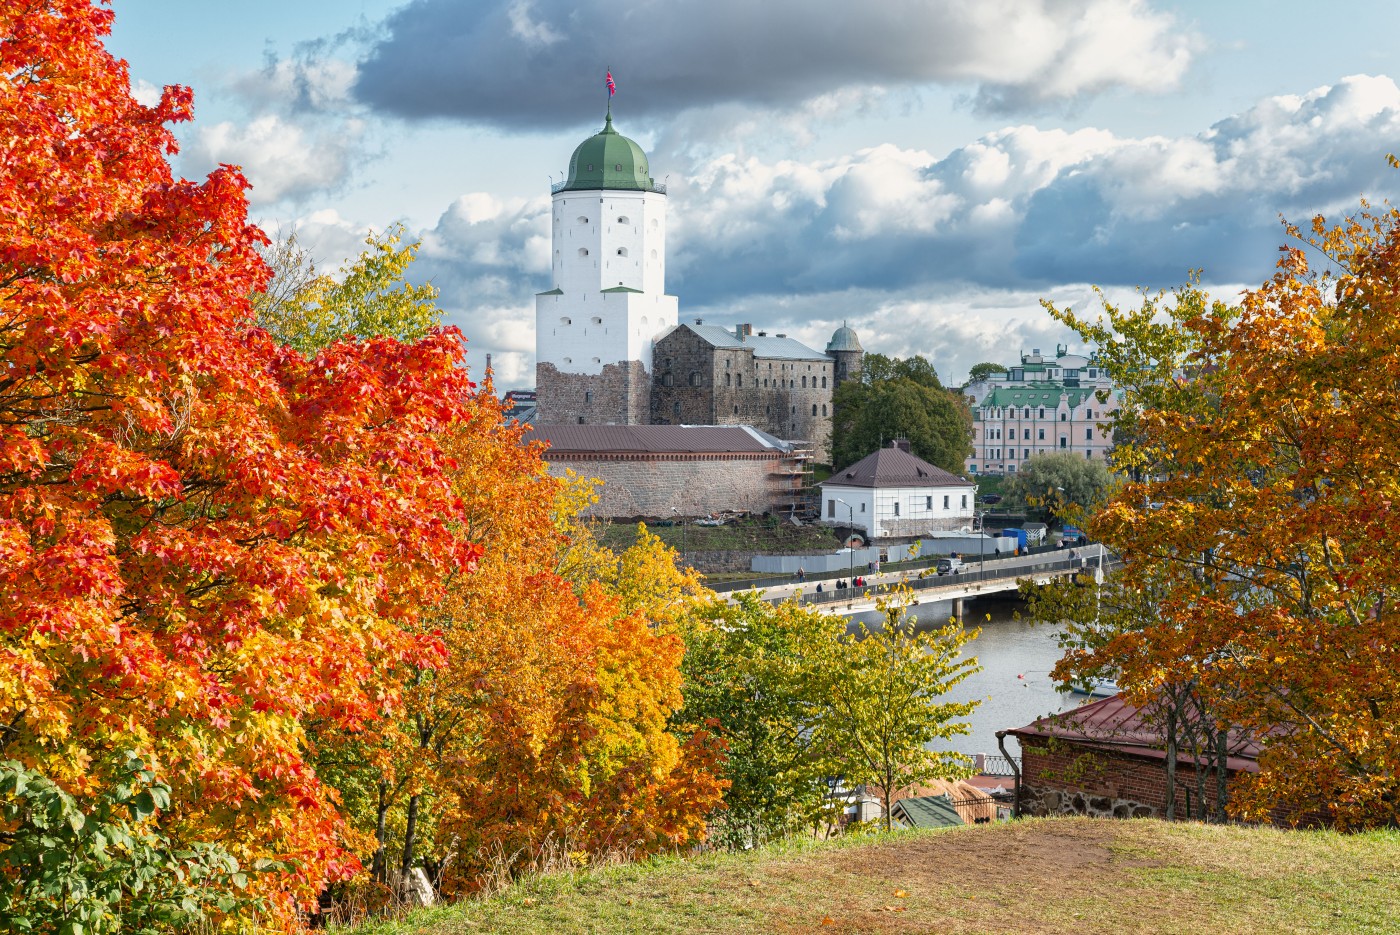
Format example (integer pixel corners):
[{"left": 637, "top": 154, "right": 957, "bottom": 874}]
[{"left": 963, "top": 346, "right": 1120, "bottom": 475}]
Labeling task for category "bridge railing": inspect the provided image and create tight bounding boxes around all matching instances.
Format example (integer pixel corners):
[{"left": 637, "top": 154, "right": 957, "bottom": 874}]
[{"left": 746, "top": 547, "right": 1113, "bottom": 610}]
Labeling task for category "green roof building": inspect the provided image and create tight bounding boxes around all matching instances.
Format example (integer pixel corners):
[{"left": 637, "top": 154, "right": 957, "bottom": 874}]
[{"left": 962, "top": 346, "right": 1121, "bottom": 476}]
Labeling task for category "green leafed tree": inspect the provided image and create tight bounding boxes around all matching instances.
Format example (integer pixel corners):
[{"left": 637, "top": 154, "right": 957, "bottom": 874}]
[
  {"left": 675, "top": 593, "right": 846, "bottom": 848},
  {"left": 965, "top": 361, "right": 1006, "bottom": 385},
  {"left": 1003, "top": 451, "right": 1117, "bottom": 522},
  {"left": 816, "top": 589, "right": 980, "bottom": 830},
  {"left": 831, "top": 353, "right": 972, "bottom": 473},
  {"left": 253, "top": 224, "right": 442, "bottom": 354}
]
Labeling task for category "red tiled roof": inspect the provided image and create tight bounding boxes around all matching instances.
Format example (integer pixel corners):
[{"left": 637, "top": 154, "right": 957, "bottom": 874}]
[
  {"left": 1005, "top": 694, "right": 1261, "bottom": 773},
  {"left": 825, "top": 446, "right": 972, "bottom": 489},
  {"left": 524, "top": 424, "right": 784, "bottom": 455}
]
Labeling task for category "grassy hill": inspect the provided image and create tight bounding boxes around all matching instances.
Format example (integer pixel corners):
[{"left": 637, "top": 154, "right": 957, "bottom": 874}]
[{"left": 344, "top": 817, "right": 1400, "bottom": 934}]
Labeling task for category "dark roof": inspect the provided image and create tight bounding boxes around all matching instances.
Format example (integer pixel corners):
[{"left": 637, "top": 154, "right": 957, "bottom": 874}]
[
  {"left": 524, "top": 424, "right": 788, "bottom": 455},
  {"left": 891, "top": 794, "right": 964, "bottom": 829},
  {"left": 824, "top": 446, "right": 973, "bottom": 489},
  {"left": 1005, "top": 694, "right": 1261, "bottom": 773},
  {"left": 682, "top": 324, "right": 830, "bottom": 361}
]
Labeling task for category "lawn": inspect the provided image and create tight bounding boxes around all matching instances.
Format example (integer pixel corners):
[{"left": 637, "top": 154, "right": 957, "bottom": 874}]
[{"left": 341, "top": 817, "right": 1400, "bottom": 934}]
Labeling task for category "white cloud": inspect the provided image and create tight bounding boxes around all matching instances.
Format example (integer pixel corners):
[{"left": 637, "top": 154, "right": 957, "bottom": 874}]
[{"left": 184, "top": 114, "right": 366, "bottom": 205}]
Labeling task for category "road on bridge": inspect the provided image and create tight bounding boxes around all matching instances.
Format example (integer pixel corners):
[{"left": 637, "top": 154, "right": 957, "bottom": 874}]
[{"left": 728, "top": 544, "right": 1111, "bottom": 617}]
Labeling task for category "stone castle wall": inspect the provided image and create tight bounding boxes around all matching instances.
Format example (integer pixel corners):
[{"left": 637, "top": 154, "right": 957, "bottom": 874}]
[
  {"left": 543, "top": 454, "right": 783, "bottom": 518},
  {"left": 536, "top": 360, "right": 650, "bottom": 425}
]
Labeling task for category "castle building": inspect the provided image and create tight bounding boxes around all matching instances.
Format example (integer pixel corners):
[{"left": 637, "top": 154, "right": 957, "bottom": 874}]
[
  {"left": 535, "top": 112, "right": 678, "bottom": 426},
  {"left": 962, "top": 346, "right": 1121, "bottom": 475},
  {"left": 534, "top": 113, "right": 865, "bottom": 470}
]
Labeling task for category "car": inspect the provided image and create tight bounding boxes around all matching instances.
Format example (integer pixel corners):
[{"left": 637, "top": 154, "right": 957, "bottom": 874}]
[
  {"left": 978, "top": 494, "right": 1003, "bottom": 504},
  {"left": 935, "top": 557, "right": 963, "bottom": 575}
]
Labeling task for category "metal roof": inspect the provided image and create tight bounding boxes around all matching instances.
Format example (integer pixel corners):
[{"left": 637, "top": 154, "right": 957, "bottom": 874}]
[
  {"left": 524, "top": 424, "right": 789, "bottom": 454},
  {"left": 1005, "top": 694, "right": 1261, "bottom": 773},
  {"left": 891, "top": 794, "right": 964, "bottom": 829},
  {"left": 823, "top": 446, "right": 973, "bottom": 489},
  {"left": 687, "top": 324, "right": 830, "bottom": 361}
]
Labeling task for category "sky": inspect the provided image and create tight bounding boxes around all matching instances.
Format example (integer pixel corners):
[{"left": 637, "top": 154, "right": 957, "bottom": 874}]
[{"left": 107, "top": 0, "right": 1400, "bottom": 390}]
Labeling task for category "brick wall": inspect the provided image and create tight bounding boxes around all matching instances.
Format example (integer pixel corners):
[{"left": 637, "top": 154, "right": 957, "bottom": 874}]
[
  {"left": 537, "top": 360, "right": 650, "bottom": 426},
  {"left": 542, "top": 453, "right": 787, "bottom": 518},
  {"left": 1018, "top": 738, "right": 1239, "bottom": 820}
]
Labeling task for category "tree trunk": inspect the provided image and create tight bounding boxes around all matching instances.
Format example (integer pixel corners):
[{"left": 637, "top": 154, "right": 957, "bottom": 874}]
[
  {"left": 401, "top": 792, "right": 420, "bottom": 879},
  {"left": 372, "top": 779, "right": 389, "bottom": 884},
  {"left": 1214, "top": 728, "right": 1229, "bottom": 823},
  {"left": 1164, "top": 703, "right": 1178, "bottom": 821}
]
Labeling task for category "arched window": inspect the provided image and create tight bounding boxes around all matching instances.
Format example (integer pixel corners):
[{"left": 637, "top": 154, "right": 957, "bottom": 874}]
[
  {"left": 616, "top": 247, "right": 628, "bottom": 257},
  {"left": 591, "top": 316, "right": 602, "bottom": 324},
  {"left": 577, "top": 216, "right": 589, "bottom": 224},
  {"left": 811, "top": 404, "right": 817, "bottom": 416},
  {"left": 822, "top": 376, "right": 827, "bottom": 388},
  {"left": 578, "top": 248, "right": 589, "bottom": 257},
  {"left": 617, "top": 215, "right": 630, "bottom": 224},
  {"left": 737, "top": 374, "right": 743, "bottom": 387},
  {"left": 822, "top": 404, "right": 828, "bottom": 415},
  {"left": 560, "top": 317, "right": 571, "bottom": 325},
  {"left": 725, "top": 373, "right": 732, "bottom": 386},
  {"left": 801, "top": 376, "right": 807, "bottom": 388}
]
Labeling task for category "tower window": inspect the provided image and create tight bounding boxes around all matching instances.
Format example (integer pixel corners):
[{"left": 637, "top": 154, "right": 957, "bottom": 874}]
[
  {"left": 689, "top": 372, "right": 701, "bottom": 387},
  {"left": 822, "top": 404, "right": 827, "bottom": 415},
  {"left": 616, "top": 247, "right": 628, "bottom": 257},
  {"left": 591, "top": 316, "right": 602, "bottom": 324},
  {"left": 822, "top": 376, "right": 827, "bottom": 388},
  {"left": 617, "top": 215, "right": 630, "bottom": 224},
  {"left": 560, "top": 317, "right": 571, "bottom": 325},
  {"left": 577, "top": 216, "right": 589, "bottom": 224},
  {"left": 585, "top": 391, "right": 593, "bottom": 404},
  {"left": 811, "top": 404, "right": 817, "bottom": 416},
  {"left": 615, "top": 163, "right": 623, "bottom": 171},
  {"left": 578, "top": 248, "right": 589, "bottom": 257}
]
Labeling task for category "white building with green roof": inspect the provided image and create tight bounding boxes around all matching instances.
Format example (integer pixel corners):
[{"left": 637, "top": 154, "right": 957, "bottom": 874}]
[
  {"left": 963, "top": 347, "right": 1121, "bottom": 475},
  {"left": 535, "top": 110, "right": 679, "bottom": 425}
]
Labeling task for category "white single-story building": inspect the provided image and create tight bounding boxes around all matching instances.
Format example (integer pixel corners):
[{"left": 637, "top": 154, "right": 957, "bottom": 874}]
[{"left": 819, "top": 441, "right": 976, "bottom": 540}]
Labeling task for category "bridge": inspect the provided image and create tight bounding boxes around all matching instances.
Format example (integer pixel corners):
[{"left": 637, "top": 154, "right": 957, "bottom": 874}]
[{"left": 726, "top": 544, "right": 1111, "bottom": 619}]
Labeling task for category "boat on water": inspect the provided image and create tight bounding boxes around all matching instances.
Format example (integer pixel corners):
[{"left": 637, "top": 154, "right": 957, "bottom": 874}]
[{"left": 1069, "top": 678, "right": 1120, "bottom": 699}]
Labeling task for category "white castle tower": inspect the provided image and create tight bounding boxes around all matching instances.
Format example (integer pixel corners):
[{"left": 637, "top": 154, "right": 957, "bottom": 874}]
[{"left": 534, "top": 111, "right": 678, "bottom": 425}]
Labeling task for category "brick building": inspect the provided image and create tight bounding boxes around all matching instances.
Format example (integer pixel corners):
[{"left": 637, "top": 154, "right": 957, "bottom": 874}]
[
  {"left": 1001, "top": 694, "right": 1261, "bottom": 822},
  {"left": 524, "top": 424, "right": 810, "bottom": 519},
  {"left": 650, "top": 321, "right": 863, "bottom": 464}
]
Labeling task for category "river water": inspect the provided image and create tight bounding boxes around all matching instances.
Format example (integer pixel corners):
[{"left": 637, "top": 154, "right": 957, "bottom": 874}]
[{"left": 847, "top": 593, "right": 1083, "bottom": 759}]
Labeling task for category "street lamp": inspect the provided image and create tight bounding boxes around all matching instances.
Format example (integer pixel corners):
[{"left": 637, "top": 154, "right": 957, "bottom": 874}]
[
  {"left": 834, "top": 498, "right": 855, "bottom": 579},
  {"left": 670, "top": 507, "right": 687, "bottom": 561}
]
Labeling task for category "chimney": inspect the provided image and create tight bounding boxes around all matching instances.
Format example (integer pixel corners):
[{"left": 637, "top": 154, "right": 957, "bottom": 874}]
[
  {"left": 758, "top": 331, "right": 768, "bottom": 337},
  {"left": 892, "top": 438, "right": 912, "bottom": 452},
  {"left": 694, "top": 318, "right": 704, "bottom": 325},
  {"left": 775, "top": 333, "right": 787, "bottom": 338}
]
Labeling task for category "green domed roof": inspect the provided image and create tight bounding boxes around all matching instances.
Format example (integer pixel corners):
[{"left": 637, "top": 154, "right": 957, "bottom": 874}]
[
  {"left": 826, "top": 323, "right": 864, "bottom": 353},
  {"left": 556, "top": 113, "right": 661, "bottom": 193}
]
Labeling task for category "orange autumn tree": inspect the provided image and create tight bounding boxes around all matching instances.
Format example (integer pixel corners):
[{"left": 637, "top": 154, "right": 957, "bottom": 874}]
[
  {"left": 377, "top": 392, "right": 723, "bottom": 893},
  {"left": 0, "top": 1, "right": 476, "bottom": 925},
  {"left": 1044, "top": 182, "right": 1400, "bottom": 827}
]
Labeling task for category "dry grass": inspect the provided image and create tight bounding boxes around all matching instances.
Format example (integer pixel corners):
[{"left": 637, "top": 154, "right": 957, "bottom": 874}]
[{"left": 341, "top": 817, "right": 1400, "bottom": 935}]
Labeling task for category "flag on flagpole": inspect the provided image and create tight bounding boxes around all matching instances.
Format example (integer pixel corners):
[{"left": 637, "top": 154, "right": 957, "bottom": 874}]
[{"left": 606, "top": 70, "right": 616, "bottom": 97}]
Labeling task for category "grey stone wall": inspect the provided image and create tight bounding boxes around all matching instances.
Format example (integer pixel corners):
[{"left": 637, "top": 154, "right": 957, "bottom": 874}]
[
  {"left": 651, "top": 327, "right": 834, "bottom": 463},
  {"left": 543, "top": 454, "right": 783, "bottom": 518},
  {"left": 537, "top": 360, "right": 650, "bottom": 425}
]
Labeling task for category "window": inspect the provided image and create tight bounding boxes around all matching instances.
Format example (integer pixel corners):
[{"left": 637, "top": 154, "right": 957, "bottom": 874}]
[
  {"left": 617, "top": 215, "right": 630, "bottom": 224},
  {"left": 577, "top": 416, "right": 585, "bottom": 424},
  {"left": 860, "top": 503, "right": 866, "bottom": 512},
  {"left": 673, "top": 401, "right": 682, "bottom": 417},
  {"left": 737, "top": 374, "right": 743, "bottom": 387},
  {"left": 1023, "top": 429, "right": 1030, "bottom": 439},
  {"left": 1039, "top": 408, "right": 1045, "bottom": 418},
  {"left": 828, "top": 500, "right": 836, "bottom": 518},
  {"left": 802, "top": 376, "right": 807, "bottom": 388},
  {"left": 1024, "top": 408, "right": 1031, "bottom": 417},
  {"left": 688, "top": 372, "right": 701, "bottom": 387},
  {"left": 822, "top": 404, "right": 827, "bottom": 416},
  {"left": 1060, "top": 437, "right": 1067, "bottom": 448},
  {"left": 661, "top": 373, "right": 673, "bottom": 387},
  {"left": 560, "top": 316, "right": 571, "bottom": 325},
  {"left": 578, "top": 248, "right": 589, "bottom": 257},
  {"left": 894, "top": 502, "right": 900, "bottom": 516},
  {"left": 577, "top": 216, "right": 589, "bottom": 224},
  {"left": 822, "top": 376, "right": 827, "bottom": 388},
  {"left": 1024, "top": 449, "right": 1030, "bottom": 459},
  {"left": 734, "top": 405, "right": 739, "bottom": 414},
  {"left": 1060, "top": 413, "right": 1067, "bottom": 421},
  {"left": 591, "top": 316, "right": 602, "bottom": 324},
  {"left": 725, "top": 373, "right": 732, "bottom": 386},
  {"left": 811, "top": 404, "right": 817, "bottom": 416},
  {"left": 1085, "top": 428, "right": 1093, "bottom": 440},
  {"left": 584, "top": 391, "right": 593, "bottom": 404},
  {"left": 616, "top": 247, "right": 628, "bottom": 257},
  {"left": 926, "top": 496, "right": 933, "bottom": 510},
  {"left": 1087, "top": 450, "right": 1093, "bottom": 459},
  {"left": 943, "top": 495, "right": 949, "bottom": 509},
  {"left": 1038, "top": 428, "right": 1045, "bottom": 440},
  {"left": 961, "top": 495, "right": 967, "bottom": 508},
  {"left": 791, "top": 406, "right": 797, "bottom": 414}
]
